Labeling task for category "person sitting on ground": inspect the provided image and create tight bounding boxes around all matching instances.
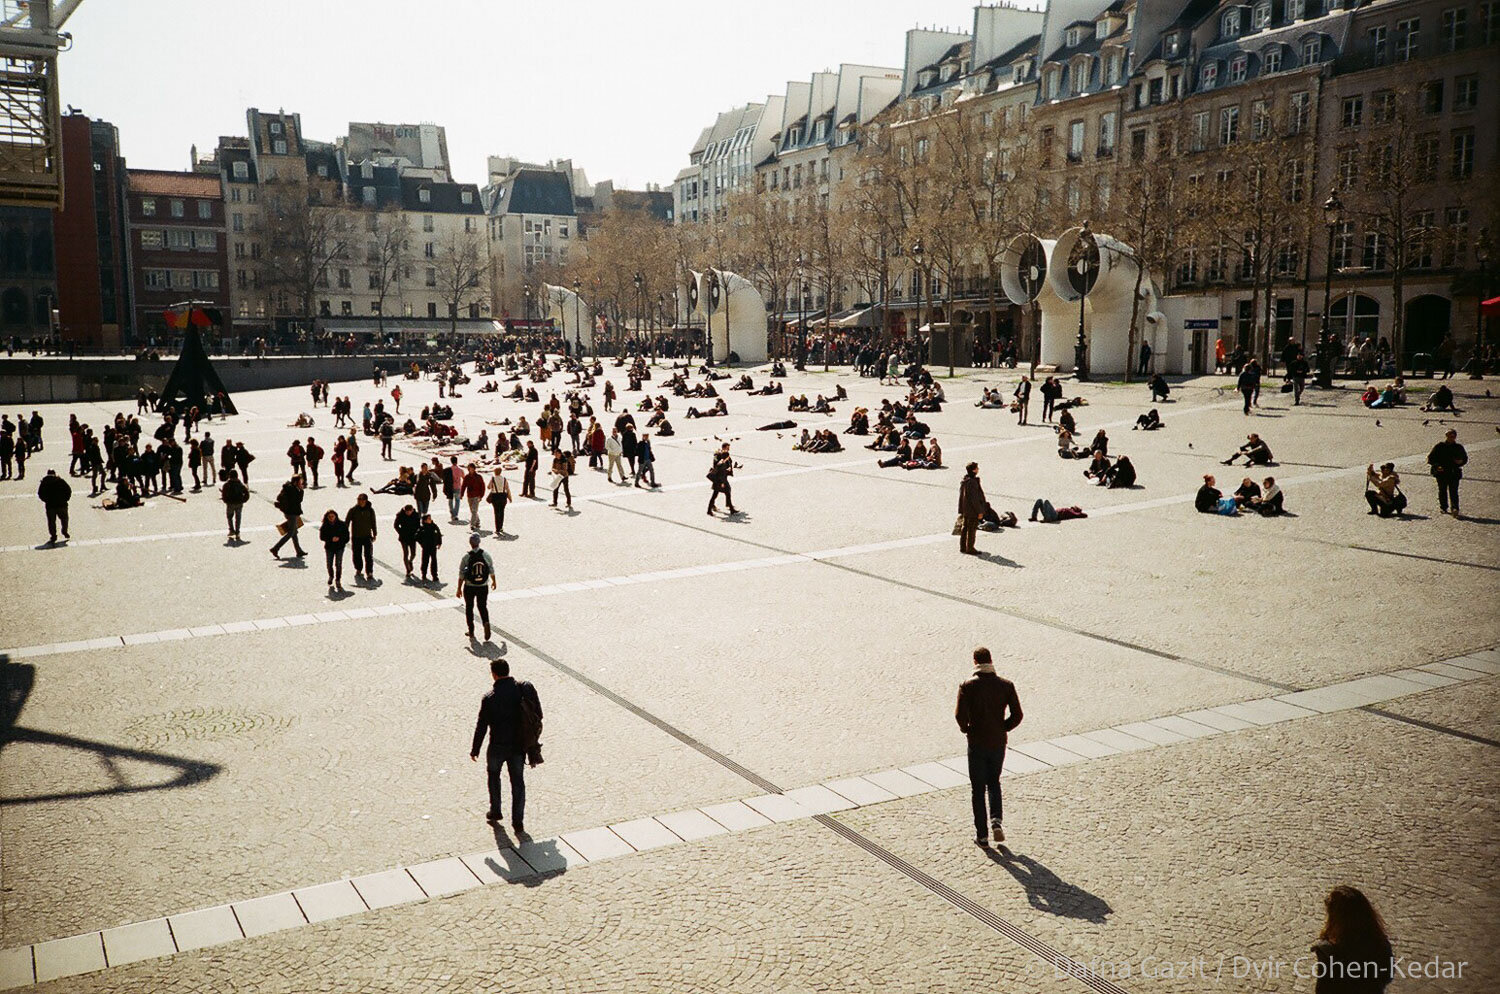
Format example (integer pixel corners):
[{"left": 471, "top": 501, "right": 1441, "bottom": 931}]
[
  {"left": 291, "top": 412, "right": 315, "bottom": 428},
  {"left": 686, "top": 399, "right": 728, "bottom": 419},
  {"left": 1056, "top": 428, "right": 1087, "bottom": 459},
  {"left": 866, "top": 426, "right": 900, "bottom": 451},
  {"left": 732, "top": 375, "right": 754, "bottom": 391},
  {"left": 513, "top": 416, "right": 530, "bottom": 435},
  {"left": 1360, "top": 385, "right": 1381, "bottom": 407},
  {"left": 1149, "top": 373, "right": 1170, "bottom": 403},
  {"left": 111, "top": 476, "right": 141, "bottom": 509},
  {"left": 505, "top": 384, "right": 524, "bottom": 399},
  {"left": 1083, "top": 449, "right": 1112, "bottom": 484},
  {"left": 1089, "top": 429, "right": 1109, "bottom": 456},
  {"left": 978, "top": 503, "right": 1019, "bottom": 530},
  {"left": 1233, "top": 476, "right": 1262, "bottom": 507},
  {"left": 770, "top": 360, "right": 787, "bottom": 377},
  {"left": 906, "top": 437, "right": 941, "bottom": 469},
  {"left": 1195, "top": 473, "right": 1238, "bottom": 515},
  {"left": 877, "top": 439, "right": 912, "bottom": 468},
  {"left": 845, "top": 408, "right": 870, "bottom": 435},
  {"left": 1029, "top": 498, "right": 1087, "bottom": 522},
  {"left": 524, "top": 388, "right": 540, "bottom": 403},
  {"left": 1422, "top": 384, "right": 1460, "bottom": 413},
  {"left": 812, "top": 394, "right": 834, "bottom": 414},
  {"left": 1248, "top": 476, "right": 1283, "bottom": 516},
  {"left": 754, "top": 381, "right": 783, "bottom": 396},
  {"left": 654, "top": 417, "right": 675, "bottom": 437},
  {"left": 1104, "top": 454, "right": 1136, "bottom": 489},
  {"left": 1368, "top": 382, "right": 1402, "bottom": 409},
  {"left": 1364, "top": 463, "right": 1405, "bottom": 517},
  {"left": 1057, "top": 409, "right": 1077, "bottom": 435},
  {"left": 788, "top": 394, "right": 811, "bottom": 412},
  {"left": 834, "top": 384, "right": 848, "bottom": 401},
  {"left": 646, "top": 408, "right": 667, "bottom": 428},
  {"left": 1223, "top": 432, "right": 1273, "bottom": 466},
  {"left": 374, "top": 465, "right": 415, "bottom": 495},
  {"left": 976, "top": 388, "right": 1005, "bottom": 409},
  {"left": 479, "top": 380, "right": 499, "bottom": 394},
  {"left": 1134, "top": 408, "right": 1163, "bottom": 431},
  {"left": 903, "top": 417, "right": 930, "bottom": 439}
]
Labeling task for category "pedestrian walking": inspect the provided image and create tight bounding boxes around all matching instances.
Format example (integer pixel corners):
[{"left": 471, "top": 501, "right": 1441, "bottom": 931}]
[
  {"left": 549, "top": 449, "right": 573, "bottom": 510},
  {"left": 394, "top": 503, "right": 420, "bottom": 578},
  {"left": 332, "top": 437, "right": 347, "bottom": 488},
  {"left": 319, "top": 509, "right": 349, "bottom": 590},
  {"left": 234, "top": 442, "right": 254, "bottom": 485},
  {"left": 470, "top": 658, "right": 542, "bottom": 834},
  {"left": 706, "top": 442, "right": 735, "bottom": 515},
  {"left": 522, "top": 441, "right": 539, "bottom": 499},
  {"left": 445, "top": 456, "right": 464, "bottom": 521},
  {"left": 305, "top": 437, "right": 323, "bottom": 488},
  {"left": 346, "top": 492, "right": 378, "bottom": 582},
  {"left": 456, "top": 533, "right": 497, "bottom": 641},
  {"left": 463, "top": 463, "right": 486, "bottom": 529},
  {"left": 605, "top": 427, "right": 627, "bottom": 484},
  {"left": 1013, "top": 375, "right": 1031, "bottom": 426},
  {"left": 201, "top": 432, "right": 216, "bottom": 484},
  {"left": 487, "top": 467, "right": 511, "bottom": 534},
  {"left": 957, "top": 461, "right": 985, "bottom": 555},
  {"left": 1427, "top": 428, "right": 1467, "bottom": 517},
  {"left": 955, "top": 647, "right": 1023, "bottom": 846},
  {"left": 380, "top": 419, "right": 394, "bottom": 460},
  {"left": 416, "top": 512, "right": 443, "bottom": 583},
  {"left": 220, "top": 469, "right": 248, "bottom": 539},
  {"left": 269, "top": 476, "right": 307, "bottom": 558},
  {"left": 634, "top": 433, "right": 657, "bottom": 488},
  {"left": 1237, "top": 361, "right": 1260, "bottom": 415},
  {"left": 345, "top": 433, "right": 359, "bottom": 483},
  {"left": 37, "top": 469, "right": 70, "bottom": 544},
  {"left": 414, "top": 462, "right": 436, "bottom": 517}
]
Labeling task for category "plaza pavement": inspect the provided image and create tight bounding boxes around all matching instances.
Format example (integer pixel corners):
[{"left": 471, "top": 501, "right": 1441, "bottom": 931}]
[{"left": 0, "top": 357, "right": 1496, "bottom": 991}]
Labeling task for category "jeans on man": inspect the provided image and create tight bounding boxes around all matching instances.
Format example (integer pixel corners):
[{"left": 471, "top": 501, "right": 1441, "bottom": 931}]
[
  {"left": 967, "top": 744, "right": 1007, "bottom": 837},
  {"left": 270, "top": 517, "right": 304, "bottom": 556},
  {"left": 1437, "top": 475, "right": 1461, "bottom": 513},
  {"left": 447, "top": 491, "right": 462, "bottom": 520},
  {"left": 486, "top": 751, "right": 526, "bottom": 825},
  {"left": 464, "top": 584, "right": 490, "bottom": 635},
  {"left": 45, "top": 504, "right": 68, "bottom": 540},
  {"left": 225, "top": 504, "right": 243, "bottom": 535},
  {"left": 351, "top": 537, "right": 374, "bottom": 576}
]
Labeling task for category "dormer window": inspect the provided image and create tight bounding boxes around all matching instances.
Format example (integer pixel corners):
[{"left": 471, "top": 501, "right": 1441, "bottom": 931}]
[
  {"left": 940, "top": 65, "right": 953, "bottom": 82},
  {"left": 1229, "top": 54, "right": 1248, "bottom": 83},
  {"left": 272, "top": 139, "right": 287, "bottom": 155},
  {"left": 1287, "top": 0, "right": 1305, "bottom": 19},
  {"left": 269, "top": 121, "right": 282, "bottom": 136},
  {"left": 232, "top": 161, "right": 248, "bottom": 180},
  {"left": 316, "top": 163, "right": 328, "bottom": 178},
  {"left": 1066, "top": 27, "right": 1082, "bottom": 47},
  {"left": 361, "top": 162, "right": 373, "bottom": 179},
  {"left": 1222, "top": 10, "right": 1241, "bottom": 38},
  {"left": 1263, "top": 45, "right": 1283, "bottom": 73},
  {"left": 1165, "top": 33, "right": 1181, "bottom": 58},
  {"left": 460, "top": 190, "right": 473, "bottom": 205},
  {"left": 1201, "top": 62, "right": 1219, "bottom": 90},
  {"left": 1301, "top": 34, "right": 1321, "bottom": 64},
  {"left": 1253, "top": 1, "right": 1271, "bottom": 30},
  {"left": 418, "top": 188, "right": 431, "bottom": 203}
]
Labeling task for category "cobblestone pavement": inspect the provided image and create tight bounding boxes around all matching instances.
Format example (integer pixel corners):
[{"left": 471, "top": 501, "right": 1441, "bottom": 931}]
[{"left": 1, "top": 363, "right": 1496, "bottom": 990}]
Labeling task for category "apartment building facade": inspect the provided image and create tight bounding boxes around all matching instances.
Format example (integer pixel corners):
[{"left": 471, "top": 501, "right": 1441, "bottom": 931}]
[{"left": 123, "top": 169, "right": 231, "bottom": 345}]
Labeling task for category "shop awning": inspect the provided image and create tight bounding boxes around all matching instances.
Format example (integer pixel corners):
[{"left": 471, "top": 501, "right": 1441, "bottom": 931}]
[
  {"left": 1482, "top": 296, "right": 1500, "bottom": 317},
  {"left": 831, "top": 304, "right": 884, "bottom": 329}
]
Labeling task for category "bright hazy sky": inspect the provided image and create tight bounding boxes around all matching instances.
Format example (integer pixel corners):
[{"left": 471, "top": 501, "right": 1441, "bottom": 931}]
[{"left": 62, "top": 0, "right": 990, "bottom": 190}]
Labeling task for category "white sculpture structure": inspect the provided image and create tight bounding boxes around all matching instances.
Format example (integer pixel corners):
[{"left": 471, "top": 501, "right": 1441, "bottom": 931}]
[
  {"left": 541, "top": 283, "right": 596, "bottom": 353},
  {"left": 1002, "top": 227, "right": 1164, "bottom": 377},
  {"left": 692, "top": 269, "right": 768, "bottom": 364}
]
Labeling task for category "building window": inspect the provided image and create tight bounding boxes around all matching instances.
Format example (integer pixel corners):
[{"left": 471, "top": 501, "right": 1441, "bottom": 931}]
[
  {"left": 1284, "top": 158, "right": 1306, "bottom": 202},
  {"left": 195, "top": 230, "right": 216, "bottom": 251},
  {"left": 340, "top": 300, "right": 352, "bottom": 316},
  {"left": 1098, "top": 112, "right": 1116, "bottom": 155},
  {"left": 1287, "top": 0, "right": 1305, "bottom": 19},
  {"left": 144, "top": 269, "right": 168, "bottom": 288},
  {"left": 232, "top": 161, "right": 248, "bottom": 180},
  {"left": 1416, "top": 133, "right": 1440, "bottom": 179},
  {"left": 1219, "top": 106, "right": 1240, "bottom": 145},
  {"left": 272, "top": 139, "right": 287, "bottom": 155},
  {"left": 1455, "top": 75, "right": 1479, "bottom": 111},
  {"left": 1251, "top": 100, "right": 1270, "bottom": 139},
  {"left": 1288, "top": 91, "right": 1310, "bottom": 134},
  {"left": 362, "top": 187, "right": 376, "bottom": 205},
  {"left": 425, "top": 267, "right": 436, "bottom": 287},
  {"left": 1412, "top": 210, "right": 1436, "bottom": 269},
  {"left": 460, "top": 190, "right": 473, "bottom": 204},
  {"left": 423, "top": 215, "right": 434, "bottom": 232},
  {"left": 168, "top": 229, "right": 193, "bottom": 250},
  {"left": 140, "top": 197, "right": 157, "bottom": 216},
  {"left": 230, "top": 188, "right": 240, "bottom": 203},
  {"left": 1368, "top": 26, "right": 1387, "bottom": 64},
  {"left": 1361, "top": 232, "right": 1387, "bottom": 271},
  {"left": 1424, "top": 79, "right": 1445, "bottom": 113},
  {"left": 1443, "top": 207, "right": 1469, "bottom": 266},
  {"left": 1065, "top": 178, "right": 1081, "bottom": 215},
  {"left": 1263, "top": 46, "right": 1282, "bottom": 73},
  {"left": 1396, "top": 18, "right": 1420, "bottom": 61},
  {"left": 1301, "top": 35, "right": 1321, "bottom": 65},
  {"left": 427, "top": 302, "right": 438, "bottom": 318},
  {"left": 424, "top": 242, "right": 435, "bottom": 258},
  {"left": 1451, "top": 129, "right": 1475, "bottom": 178},
  {"left": 1337, "top": 147, "right": 1359, "bottom": 188},
  {"left": 1442, "top": 7, "right": 1467, "bottom": 50},
  {"left": 1484, "top": 2, "right": 1500, "bottom": 43},
  {"left": 196, "top": 201, "right": 211, "bottom": 219},
  {"left": 1342, "top": 95, "right": 1363, "bottom": 128},
  {"left": 269, "top": 121, "right": 282, "bottom": 135},
  {"left": 418, "top": 188, "right": 431, "bottom": 203},
  {"left": 336, "top": 268, "right": 350, "bottom": 289},
  {"left": 1191, "top": 111, "right": 1210, "bottom": 152},
  {"left": 1332, "top": 220, "right": 1356, "bottom": 269},
  {"left": 1200, "top": 62, "right": 1218, "bottom": 90},
  {"left": 1371, "top": 90, "right": 1396, "bottom": 124},
  {"left": 1221, "top": 9, "right": 1241, "bottom": 38},
  {"left": 139, "top": 229, "right": 163, "bottom": 249},
  {"left": 1229, "top": 55, "right": 1247, "bottom": 84},
  {"left": 1253, "top": 1, "right": 1271, "bottom": 30},
  {"left": 231, "top": 213, "right": 243, "bottom": 232},
  {"left": 1130, "top": 128, "right": 1148, "bottom": 161},
  {"left": 1068, "top": 120, "right": 1085, "bottom": 161}
]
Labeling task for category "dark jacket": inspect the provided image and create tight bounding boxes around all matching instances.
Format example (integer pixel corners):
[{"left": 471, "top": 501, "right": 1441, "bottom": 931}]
[
  {"left": 1310, "top": 938, "right": 1392, "bottom": 994},
  {"left": 955, "top": 672, "right": 1023, "bottom": 750},
  {"left": 1195, "top": 485, "right": 1222, "bottom": 513},
  {"left": 37, "top": 474, "right": 71, "bottom": 507},
  {"left": 393, "top": 508, "right": 420, "bottom": 543},
  {"left": 319, "top": 518, "right": 349, "bottom": 546},
  {"left": 346, "top": 503, "right": 378, "bottom": 539},
  {"left": 274, "top": 483, "right": 303, "bottom": 518},
  {"left": 416, "top": 520, "right": 443, "bottom": 550},
  {"left": 220, "top": 479, "right": 249, "bottom": 505},
  {"left": 471, "top": 676, "right": 543, "bottom": 758},
  {"left": 1427, "top": 440, "right": 1467, "bottom": 478},
  {"left": 958, "top": 474, "right": 986, "bottom": 518}
]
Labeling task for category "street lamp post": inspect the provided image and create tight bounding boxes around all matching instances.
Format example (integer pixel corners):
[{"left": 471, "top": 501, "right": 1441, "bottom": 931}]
[
  {"left": 655, "top": 292, "right": 664, "bottom": 366},
  {"left": 522, "top": 282, "right": 532, "bottom": 350},
  {"left": 671, "top": 288, "right": 680, "bottom": 368},
  {"left": 1073, "top": 220, "right": 1093, "bottom": 382},
  {"left": 1475, "top": 232, "right": 1490, "bottom": 378},
  {"left": 572, "top": 279, "right": 583, "bottom": 358},
  {"left": 1317, "top": 191, "right": 1343, "bottom": 388},
  {"left": 795, "top": 253, "right": 806, "bottom": 370},
  {"left": 633, "top": 272, "right": 643, "bottom": 360},
  {"left": 912, "top": 240, "right": 924, "bottom": 366}
]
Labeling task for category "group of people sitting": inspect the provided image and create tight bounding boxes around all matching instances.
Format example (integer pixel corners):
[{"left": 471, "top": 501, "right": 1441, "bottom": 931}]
[
  {"left": 793, "top": 429, "right": 844, "bottom": 453},
  {"left": 1057, "top": 427, "right": 1109, "bottom": 460},
  {"left": 1196, "top": 473, "right": 1284, "bottom": 516},
  {"left": 685, "top": 399, "right": 728, "bottom": 418},
  {"left": 1360, "top": 377, "right": 1408, "bottom": 409},
  {"left": 748, "top": 381, "right": 784, "bottom": 396},
  {"left": 787, "top": 394, "right": 835, "bottom": 414},
  {"left": 876, "top": 437, "right": 943, "bottom": 470},
  {"left": 845, "top": 408, "right": 870, "bottom": 435},
  {"left": 1083, "top": 451, "right": 1137, "bottom": 489}
]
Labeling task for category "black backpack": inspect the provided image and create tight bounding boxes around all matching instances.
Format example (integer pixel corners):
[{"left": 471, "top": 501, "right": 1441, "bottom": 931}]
[{"left": 464, "top": 551, "right": 492, "bottom": 585}]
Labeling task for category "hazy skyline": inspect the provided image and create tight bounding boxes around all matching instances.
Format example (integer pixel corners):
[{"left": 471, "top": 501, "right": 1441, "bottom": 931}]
[{"left": 61, "top": 0, "right": 998, "bottom": 189}]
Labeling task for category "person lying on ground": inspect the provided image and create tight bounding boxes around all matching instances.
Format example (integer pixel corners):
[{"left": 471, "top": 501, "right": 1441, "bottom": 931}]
[{"left": 1029, "top": 499, "right": 1087, "bottom": 522}]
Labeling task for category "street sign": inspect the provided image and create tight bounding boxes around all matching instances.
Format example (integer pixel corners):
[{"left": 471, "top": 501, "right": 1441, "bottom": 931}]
[{"left": 1184, "top": 318, "right": 1220, "bottom": 330}]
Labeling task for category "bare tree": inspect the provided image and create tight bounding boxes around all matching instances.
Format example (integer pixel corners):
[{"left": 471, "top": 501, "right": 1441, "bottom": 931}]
[
  {"left": 361, "top": 206, "right": 410, "bottom": 337},
  {"left": 259, "top": 178, "right": 354, "bottom": 328},
  {"left": 432, "top": 230, "right": 487, "bottom": 339}
]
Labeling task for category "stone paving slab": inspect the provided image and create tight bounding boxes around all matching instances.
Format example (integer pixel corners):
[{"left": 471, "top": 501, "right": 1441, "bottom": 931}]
[
  {"left": 165, "top": 905, "right": 241, "bottom": 952},
  {"left": 0, "top": 948, "right": 32, "bottom": 991},
  {"left": 699, "top": 801, "right": 772, "bottom": 832},
  {"left": 607, "top": 817, "right": 681, "bottom": 852},
  {"left": 515, "top": 837, "right": 587, "bottom": 875},
  {"left": 458, "top": 848, "right": 536, "bottom": 885},
  {"left": 99, "top": 918, "right": 174, "bottom": 967},
  {"left": 350, "top": 869, "right": 425, "bottom": 910},
  {"left": 405, "top": 858, "right": 481, "bottom": 897},
  {"left": 653, "top": 808, "right": 729, "bottom": 841},
  {"left": 291, "top": 881, "right": 366, "bottom": 924},
  {"left": 230, "top": 893, "right": 305, "bottom": 939},
  {"left": 31, "top": 933, "right": 103, "bottom": 985},
  {"left": 559, "top": 827, "right": 634, "bottom": 862},
  {"left": 822, "top": 776, "right": 898, "bottom": 806}
]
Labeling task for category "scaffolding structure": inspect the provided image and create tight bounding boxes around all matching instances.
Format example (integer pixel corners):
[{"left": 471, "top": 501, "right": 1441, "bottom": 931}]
[{"left": 0, "top": 1, "right": 83, "bottom": 209}]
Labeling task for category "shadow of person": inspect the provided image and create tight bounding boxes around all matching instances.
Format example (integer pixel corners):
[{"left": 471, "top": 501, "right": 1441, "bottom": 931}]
[
  {"left": 975, "top": 550, "right": 1022, "bottom": 568},
  {"left": 987, "top": 847, "right": 1113, "bottom": 924},
  {"left": 467, "top": 640, "right": 508, "bottom": 660}
]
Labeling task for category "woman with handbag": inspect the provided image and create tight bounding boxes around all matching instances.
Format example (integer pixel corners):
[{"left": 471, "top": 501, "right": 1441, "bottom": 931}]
[{"left": 487, "top": 467, "right": 512, "bottom": 534}]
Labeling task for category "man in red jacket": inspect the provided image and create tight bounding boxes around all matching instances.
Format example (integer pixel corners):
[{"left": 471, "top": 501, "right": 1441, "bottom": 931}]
[{"left": 955, "top": 646, "right": 1023, "bottom": 846}]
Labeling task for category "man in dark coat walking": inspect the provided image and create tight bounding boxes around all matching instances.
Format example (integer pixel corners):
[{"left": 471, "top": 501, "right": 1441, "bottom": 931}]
[
  {"left": 37, "top": 469, "right": 71, "bottom": 544},
  {"left": 957, "top": 461, "right": 986, "bottom": 554},
  {"left": 470, "top": 658, "right": 542, "bottom": 835},
  {"left": 955, "top": 647, "right": 1023, "bottom": 845}
]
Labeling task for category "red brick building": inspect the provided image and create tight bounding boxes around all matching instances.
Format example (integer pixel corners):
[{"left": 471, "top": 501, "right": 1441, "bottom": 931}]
[
  {"left": 52, "top": 112, "right": 130, "bottom": 350},
  {"left": 124, "top": 169, "right": 230, "bottom": 346}
]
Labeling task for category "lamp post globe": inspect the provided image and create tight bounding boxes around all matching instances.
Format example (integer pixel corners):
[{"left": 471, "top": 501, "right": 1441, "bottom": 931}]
[{"left": 1317, "top": 191, "right": 1343, "bottom": 388}]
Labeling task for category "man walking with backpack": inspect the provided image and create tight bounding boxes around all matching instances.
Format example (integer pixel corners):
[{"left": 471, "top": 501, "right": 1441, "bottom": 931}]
[
  {"left": 955, "top": 646, "right": 1023, "bottom": 846},
  {"left": 456, "top": 533, "right": 497, "bottom": 641},
  {"left": 470, "top": 658, "right": 542, "bottom": 834}
]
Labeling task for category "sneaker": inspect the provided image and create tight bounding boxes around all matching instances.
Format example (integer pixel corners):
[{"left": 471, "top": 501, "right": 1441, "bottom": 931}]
[
  {"left": 974, "top": 835, "right": 990, "bottom": 847},
  {"left": 991, "top": 818, "right": 1005, "bottom": 843}
]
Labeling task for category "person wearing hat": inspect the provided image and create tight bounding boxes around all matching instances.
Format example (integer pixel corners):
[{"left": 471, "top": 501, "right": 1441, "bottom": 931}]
[
  {"left": 1426, "top": 428, "right": 1467, "bottom": 517},
  {"left": 955, "top": 647, "right": 1023, "bottom": 846},
  {"left": 455, "top": 533, "right": 498, "bottom": 641}
]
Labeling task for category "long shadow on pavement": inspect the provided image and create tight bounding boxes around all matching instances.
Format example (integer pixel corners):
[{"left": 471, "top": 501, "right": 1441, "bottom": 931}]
[{"left": 986, "top": 846, "right": 1113, "bottom": 924}]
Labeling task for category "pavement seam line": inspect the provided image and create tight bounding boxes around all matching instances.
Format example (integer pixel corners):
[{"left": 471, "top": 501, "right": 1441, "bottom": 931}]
[{"left": 2, "top": 646, "right": 1489, "bottom": 989}]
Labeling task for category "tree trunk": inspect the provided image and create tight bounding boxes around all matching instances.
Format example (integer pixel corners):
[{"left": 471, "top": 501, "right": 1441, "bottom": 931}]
[{"left": 1125, "top": 261, "right": 1145, "bottom": 384}]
